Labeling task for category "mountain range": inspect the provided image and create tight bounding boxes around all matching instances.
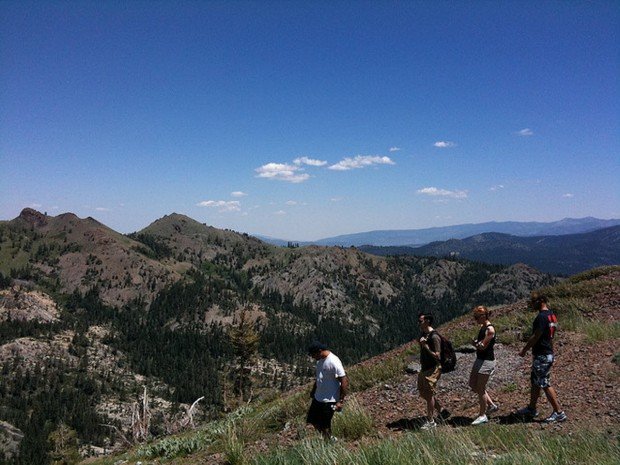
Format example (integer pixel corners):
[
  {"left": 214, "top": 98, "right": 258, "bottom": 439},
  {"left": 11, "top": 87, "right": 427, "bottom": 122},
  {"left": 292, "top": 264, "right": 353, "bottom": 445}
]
[
  {"left": 258, "top": 217, "right": 620, "bottom": 247},
  {"left": 359, "top": 225, "right": 620, "bottom": 275}
]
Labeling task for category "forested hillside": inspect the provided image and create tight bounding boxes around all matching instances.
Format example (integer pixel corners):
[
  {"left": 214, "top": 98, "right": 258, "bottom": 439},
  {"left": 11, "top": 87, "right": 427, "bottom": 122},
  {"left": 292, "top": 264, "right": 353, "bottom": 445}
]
[{"left": 0, "top": 210, "right": 557, "bottom": 464}]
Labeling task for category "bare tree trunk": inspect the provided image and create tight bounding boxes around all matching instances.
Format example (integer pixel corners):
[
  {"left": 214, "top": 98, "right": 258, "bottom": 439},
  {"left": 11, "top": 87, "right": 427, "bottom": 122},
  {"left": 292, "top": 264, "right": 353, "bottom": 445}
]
[
  {"left": 185, "top": 396, "right": 204, "bottom": 429},
  {"left": 131, "top": 386, "right": 151, "bottom": 443}
]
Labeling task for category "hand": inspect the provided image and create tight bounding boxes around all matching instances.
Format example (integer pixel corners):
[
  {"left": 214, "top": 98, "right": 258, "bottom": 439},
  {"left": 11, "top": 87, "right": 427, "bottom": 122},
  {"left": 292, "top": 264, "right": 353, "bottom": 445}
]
[
  {"left": 419, "top": 336, "right": 427, "bottom": 345},
  {"left": 335, "top": 401, "right": 344, "bottom": 412}
]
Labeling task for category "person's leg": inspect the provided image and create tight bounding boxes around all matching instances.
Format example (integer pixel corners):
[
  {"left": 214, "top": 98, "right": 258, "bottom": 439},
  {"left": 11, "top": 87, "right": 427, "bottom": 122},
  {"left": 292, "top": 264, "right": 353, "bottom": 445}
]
[
  {"left": 543, "top": 386, "right": 562, "bottom": 412},
  {"left": 468, "top": 366, "right": 477, "bottom": 392},
  {"left": 418, "top": 370, "right": 435, "bottom": 421},
  {"left": 320, "top": 403, "right": 336, "bottom": 440},
  {"left": 528, "top": 356, "right": 545, "bottom": 410},
  {"left": 529, "top": 384, "right": 541, "bottom": 409},
  {"left": 422, "top": 392, "right": 434, "bottom": 420},
  {"left": 474, "top": 374, "right": 491, "bottom": 416}
]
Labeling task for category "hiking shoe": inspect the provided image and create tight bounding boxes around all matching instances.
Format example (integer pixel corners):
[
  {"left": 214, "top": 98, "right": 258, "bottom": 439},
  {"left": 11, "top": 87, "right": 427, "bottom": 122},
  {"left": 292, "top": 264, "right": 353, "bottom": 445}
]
[
  {"left": 438, "top": 408, "right": 451, "bottom": 420},
  {"left": 471, "top": 415, "right": 488, "bottom": 426},
  {"left": 544, "top": 411, "right": 567, "bottom": 423},
  {"left": 329, "top": 435, "right": 338, "bottom": 442},
  {"left": 486, "top": 404, "right": 499, "bottom": 415},
  {"left": 516, "top": 406, "right": 538, "bottom": 417},
  {"left": 420, "top": 420, "right": 437, "bottom": 430}
]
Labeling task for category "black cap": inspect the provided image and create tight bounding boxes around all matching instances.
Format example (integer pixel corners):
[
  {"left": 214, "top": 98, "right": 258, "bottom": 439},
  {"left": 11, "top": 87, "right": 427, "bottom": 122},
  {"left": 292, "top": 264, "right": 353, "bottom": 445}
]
[{"left": 307, "top": 341, "right": 328, "bottom": 355}]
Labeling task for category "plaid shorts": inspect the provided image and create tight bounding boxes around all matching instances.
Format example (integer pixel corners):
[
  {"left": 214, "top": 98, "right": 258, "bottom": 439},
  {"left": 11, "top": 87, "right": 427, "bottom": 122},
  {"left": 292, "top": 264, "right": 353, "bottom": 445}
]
[{"left": 531, "top": 354, "right": 554, "bottom": 388}]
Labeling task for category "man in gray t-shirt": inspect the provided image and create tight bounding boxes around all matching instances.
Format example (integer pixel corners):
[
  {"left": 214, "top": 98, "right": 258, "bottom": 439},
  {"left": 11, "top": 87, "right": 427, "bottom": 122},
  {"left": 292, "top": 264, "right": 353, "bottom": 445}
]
[{"left": 306, "top": 342, "right": 349, "bottom": 439}]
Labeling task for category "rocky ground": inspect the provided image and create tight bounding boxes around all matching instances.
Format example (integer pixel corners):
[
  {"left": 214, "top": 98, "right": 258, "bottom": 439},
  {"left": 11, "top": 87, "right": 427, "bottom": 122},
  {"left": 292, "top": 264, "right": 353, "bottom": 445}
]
[{"left": 359, "top": 338, "right": 619, "bottom": 435}]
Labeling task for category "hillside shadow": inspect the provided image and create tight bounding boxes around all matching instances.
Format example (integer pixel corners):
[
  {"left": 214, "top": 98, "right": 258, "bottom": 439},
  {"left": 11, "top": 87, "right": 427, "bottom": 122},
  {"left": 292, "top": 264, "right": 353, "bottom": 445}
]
[
  {"left": 443, "top": 416, "right": 473, "bottom": 427},
  {"left": 495, "top": 413, "right": 539, "bottom": 425},
  {"left": 387, "top": 416, "right": 426, "bottom": 431},
  {"left": 387, "top": 415, "right": 474, "bottom": 430},
  {"left": 387, "top": 415, "right": 541, "bottom": 429}
]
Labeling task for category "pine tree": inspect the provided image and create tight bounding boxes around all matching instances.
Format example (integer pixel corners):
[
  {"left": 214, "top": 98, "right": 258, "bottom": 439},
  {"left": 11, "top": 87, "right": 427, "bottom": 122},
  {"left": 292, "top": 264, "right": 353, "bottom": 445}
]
[
  {"left": 48, "top": 423, "right": 80, "bottom": 465},
  {"left": 228, "top": 308, "right": 259, "bottom": 401}
]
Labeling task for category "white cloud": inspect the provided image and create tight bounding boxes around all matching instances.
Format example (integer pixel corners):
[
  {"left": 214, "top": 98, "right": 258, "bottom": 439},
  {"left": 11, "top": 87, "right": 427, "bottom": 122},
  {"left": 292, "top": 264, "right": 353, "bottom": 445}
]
[
  {"left": 328, "top": 155, "right": 395, "bottom": 171},
  {"left": 196, "top": 200, "right": 241, "bottom": 212},
  {"left": 433, "top": 141, "right": 456, "bottom": 148},
  {"left": 285, "top": 200, "right": 298, "bottom": 206},
  {"left": 29, "top": 203, "right": 42, "bottom": 208},
  {"left": 417, "top": 187, "right": 468, "bottom": 199},
  {"left": 95, "top": 207, "right": 111, "bottom": 212},
  {"left": 517, "top": 128, "right": 534, "bottom": 136},
  {"left": 330, "top": 197, "right": 343, "bottom": 202},
  {"left": 231, "top": 191, "right": 247, "bottom": 197},
  {"left": 490, "top": 184, "right": 505, "bottom": 191},
  {"left": 293, "top": 156, "right": 327, "bottom": 166},
  {"left": 255, "top": 163, "right": 310, "bottom": 183},
  {"left": 389, "top": 147, "right": 401, "bottom": 152},
  {"left": 274, "top": 210, "right": 286, "bottom": 215},
  {"left": 562, "top": 193, "right": 574, "bottom": 198}
]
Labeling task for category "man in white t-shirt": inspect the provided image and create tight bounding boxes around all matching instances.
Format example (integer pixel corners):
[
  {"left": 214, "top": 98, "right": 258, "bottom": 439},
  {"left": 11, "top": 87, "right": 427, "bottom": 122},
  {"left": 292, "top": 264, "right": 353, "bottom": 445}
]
[{"left": 306, "top": 341, "right": 349, "bottom": 439}]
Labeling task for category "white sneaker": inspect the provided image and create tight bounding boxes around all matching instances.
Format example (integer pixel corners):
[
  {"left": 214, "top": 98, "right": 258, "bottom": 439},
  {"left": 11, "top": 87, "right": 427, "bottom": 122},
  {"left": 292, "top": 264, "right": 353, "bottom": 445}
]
[
  {"left": 420, "top": 419, "right": 437, "bottom": 430},
  {"left": 471, "top": 415, "right": 488, "bottom": 426}
]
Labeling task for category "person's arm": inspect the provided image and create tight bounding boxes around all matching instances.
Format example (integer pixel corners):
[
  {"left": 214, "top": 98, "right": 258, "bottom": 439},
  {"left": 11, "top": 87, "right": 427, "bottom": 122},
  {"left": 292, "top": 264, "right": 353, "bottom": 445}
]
[
  {"left": 476, "top": 325, "right": 495, "bottom": 351},
  {"left": 335, "top": 375, "right": 349, "bottom": 411},
  {"left": 519, "top": 329, "right": 542, "bottom": 357},
  {"left": 422, "top": 333, "right": 441, "bottom": 360}
]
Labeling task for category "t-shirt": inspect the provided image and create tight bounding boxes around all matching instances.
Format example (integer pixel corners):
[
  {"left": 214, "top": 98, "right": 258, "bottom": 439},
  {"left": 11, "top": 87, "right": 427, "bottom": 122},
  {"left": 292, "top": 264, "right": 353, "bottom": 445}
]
[
  {"left": 314, "top": 352, "right": 346, "bottom": 403},
  {"left": 532, "top": 309, "right": 557, "bottom": 356},
  {"left": 420, "top": 331, "right": 441, "bottom": 370}
]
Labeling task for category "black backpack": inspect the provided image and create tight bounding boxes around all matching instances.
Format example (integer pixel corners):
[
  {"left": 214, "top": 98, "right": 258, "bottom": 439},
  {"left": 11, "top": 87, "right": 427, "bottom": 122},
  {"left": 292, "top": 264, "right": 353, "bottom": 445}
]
[{"left": 431, "top": 330, "right": 457, "bottom": 373}]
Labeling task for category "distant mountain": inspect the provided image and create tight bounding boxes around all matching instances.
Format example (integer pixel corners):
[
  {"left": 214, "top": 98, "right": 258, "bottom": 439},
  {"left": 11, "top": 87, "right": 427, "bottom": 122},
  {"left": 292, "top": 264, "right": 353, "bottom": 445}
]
[
  {"left": 312, "top": 217, "right": 620, "bottom": 247},
  {"left": 359, "top": 225, "right": 620, "bottom": 275}
]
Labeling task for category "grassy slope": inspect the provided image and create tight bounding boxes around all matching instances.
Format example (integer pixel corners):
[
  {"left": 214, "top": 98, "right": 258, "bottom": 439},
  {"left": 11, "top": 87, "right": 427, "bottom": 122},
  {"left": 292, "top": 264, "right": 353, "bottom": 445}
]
[{"left": 83, "top": 266, "right": 620, "bottom": 465}]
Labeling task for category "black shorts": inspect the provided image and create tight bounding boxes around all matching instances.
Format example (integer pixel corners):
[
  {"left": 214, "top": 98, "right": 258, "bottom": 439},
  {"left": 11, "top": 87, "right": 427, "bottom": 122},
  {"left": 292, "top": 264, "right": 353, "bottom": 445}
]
[{"left": 306, "top": 399, "right": 336, "bottom": 430}]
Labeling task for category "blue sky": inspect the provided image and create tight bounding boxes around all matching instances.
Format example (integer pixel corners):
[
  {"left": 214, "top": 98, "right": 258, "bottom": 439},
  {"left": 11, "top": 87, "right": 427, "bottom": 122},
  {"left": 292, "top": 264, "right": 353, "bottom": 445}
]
[{"left": 1, "top": 1, "right": 618, "bottom": 241}]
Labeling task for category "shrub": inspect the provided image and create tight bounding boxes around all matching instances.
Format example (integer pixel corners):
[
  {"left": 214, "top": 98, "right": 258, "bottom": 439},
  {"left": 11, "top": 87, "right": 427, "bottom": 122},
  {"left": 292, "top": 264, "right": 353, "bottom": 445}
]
[
  {"left": 332, "top": 398, "right": 374, "bottom": 440},
  {"left": 221, "top": 424, "right": 248, "bottom": 465}
]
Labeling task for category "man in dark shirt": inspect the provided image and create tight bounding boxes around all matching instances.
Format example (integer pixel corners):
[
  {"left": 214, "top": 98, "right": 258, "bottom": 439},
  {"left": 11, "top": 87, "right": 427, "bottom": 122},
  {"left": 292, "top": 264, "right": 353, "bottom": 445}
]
[
  {"left": 417, "top": 313, "right": 449, "bottom": 429},
  {"left": 517, "top": 292, "right": 567, "bottom": 423}
]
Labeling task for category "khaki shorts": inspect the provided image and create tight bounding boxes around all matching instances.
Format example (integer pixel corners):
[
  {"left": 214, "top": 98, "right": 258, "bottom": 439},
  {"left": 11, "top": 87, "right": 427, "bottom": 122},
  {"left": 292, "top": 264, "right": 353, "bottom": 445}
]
[{"left": 418, "top": 365, "right": 442, "bottom": 398}]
